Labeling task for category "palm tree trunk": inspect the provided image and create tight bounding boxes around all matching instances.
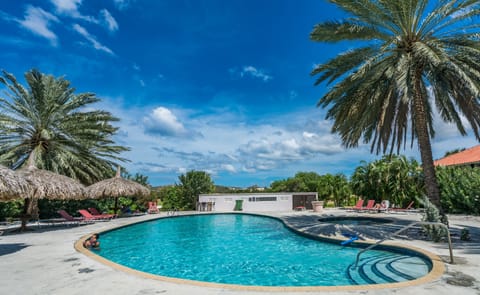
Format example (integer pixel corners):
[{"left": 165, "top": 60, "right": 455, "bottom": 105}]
[
  {"left": 114, "top": 197, "right": 119, "bottom": 215},
  {"left": 413, "top": 73, "right": 445, "bottom": 220},
  {"left": 20, "top": 198, "right": 31, "bottom": 231}
]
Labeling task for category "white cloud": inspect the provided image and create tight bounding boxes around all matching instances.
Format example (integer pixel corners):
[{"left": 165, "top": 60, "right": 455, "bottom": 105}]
[
  {"left": 51, "top": 0, "right": 117, "bottom": 32},
  {"left": 50, "top": 0, "right": 97, "bottom": 23},
  {"left": 73, "top": 24, "right": 114, "bottom": 55},
  {"left": 221, "top": 164, "right": 236, "bottom": 173},
  {"left": 143, "top": 106, "right": 187, "bottom": 137},
  {"left": 101, "top": 9, "right": 118, "bottom": 32},
  {"left": 50, "top": 0, "right": 82, "bottom": 14},
  {"left": 240, "top": 66, "right": 272, "bottom": 81},
  {"left": 114, "top": 0, "right": 132, "bottom": 10},
  {"left": 104, "top": 101, "right": 343, "bottom": 179},
  {"left": 303, "top": 131, "right": 315, "bottom": 138},
  {"left": 18, "top": 6, "right": 59, "bottom": 46}
]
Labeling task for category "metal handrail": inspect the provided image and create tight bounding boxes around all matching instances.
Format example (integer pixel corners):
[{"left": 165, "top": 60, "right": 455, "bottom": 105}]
[{"left": 354, "top": 221, "right": 453, "bottom": 268}]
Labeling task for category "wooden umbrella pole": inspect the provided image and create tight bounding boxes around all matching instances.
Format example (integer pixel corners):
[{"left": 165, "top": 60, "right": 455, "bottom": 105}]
[{"left": 114, "top": 196, "right": 119, "bottom": 215}]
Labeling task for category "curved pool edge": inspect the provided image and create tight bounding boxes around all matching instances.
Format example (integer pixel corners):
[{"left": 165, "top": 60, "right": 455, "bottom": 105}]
[{"left": 74, "top": 212, "right": 446, "bottom": 292}]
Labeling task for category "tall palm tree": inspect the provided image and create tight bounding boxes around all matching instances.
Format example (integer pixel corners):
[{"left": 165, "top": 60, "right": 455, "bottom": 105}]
[
  {"left": 0, "top": 69, "right": 129, "bottom": 184},
  {"left": 311, "top": 0, "right": 480, "bottom": 220}
]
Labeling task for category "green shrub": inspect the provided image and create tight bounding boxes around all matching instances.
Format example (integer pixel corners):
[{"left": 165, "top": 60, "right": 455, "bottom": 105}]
[
  {"left": 436, "top": 167, "right": 480, "bottom": 215},
  {"left": 0, "top": 199, "right": 23, "bottom": 221}
]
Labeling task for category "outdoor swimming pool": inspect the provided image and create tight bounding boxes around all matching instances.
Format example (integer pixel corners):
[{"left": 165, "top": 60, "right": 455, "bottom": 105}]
[{"left": 96, "top": 214, "right": 432, "bottom": 287}]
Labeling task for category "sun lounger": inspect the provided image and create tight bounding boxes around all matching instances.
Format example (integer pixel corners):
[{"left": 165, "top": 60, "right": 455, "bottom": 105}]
[
  {"left": 147, "top": 201, "right": 160, "bottom": 214},
  {"left": 88, "top": 207, "right": 116, "bottom": 219},
  {"left": 390, "top": 201, "right": 415, "bottom": 213},
  {"left": 373, "top": 200, "right": 390, "bottom": 213},
  {"left": 57, "top": 210, "right": 91, "bottom": 225},
  {"left": 78, "top": 209, "right": 112, "bottom": 221},
  {"left": 359, "top": 199, "right": 376, "bottom": 212},
  {"left": 0, "top": 220, "right": 21, "bottom": 234},
  {"left": 348, "top": 199, "right": 364, "bottom": 212}
]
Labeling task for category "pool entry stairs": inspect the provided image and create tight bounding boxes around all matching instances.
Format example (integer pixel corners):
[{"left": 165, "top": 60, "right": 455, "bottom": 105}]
[
  {"left": 346, "top": 221, "right": 453, "bottom": 285},
  {"left": 346, "top": 253, "right": 420, "bottom": 284}
]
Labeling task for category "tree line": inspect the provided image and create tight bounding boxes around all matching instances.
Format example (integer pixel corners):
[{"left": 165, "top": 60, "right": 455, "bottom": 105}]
[{"left": 159, "top": 154, "right": 480, "bottom": 216}]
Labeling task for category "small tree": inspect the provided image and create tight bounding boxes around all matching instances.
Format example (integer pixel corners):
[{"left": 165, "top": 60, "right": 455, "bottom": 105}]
[
  {"left": 159, "top": 186, "right": 184, "bottom": 210},
  {"left": 178, "top": 170, "right": 215, "bottom": 210},
  {"left": 351, "top": 155, "right": 424, "bottom": 206}
]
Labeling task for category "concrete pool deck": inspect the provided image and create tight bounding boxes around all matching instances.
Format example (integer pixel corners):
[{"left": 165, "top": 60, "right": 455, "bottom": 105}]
[{"left": 1, "top": 210, "right": 479, "bottom": 295}]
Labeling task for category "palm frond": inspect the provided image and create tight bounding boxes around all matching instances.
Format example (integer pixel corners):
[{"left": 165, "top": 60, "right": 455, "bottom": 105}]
[{"left": 310, "top": 21, "right": 390, "bottom": 42}]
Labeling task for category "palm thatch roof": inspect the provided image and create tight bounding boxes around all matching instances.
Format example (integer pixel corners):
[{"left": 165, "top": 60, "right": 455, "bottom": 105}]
[
  {"left": 0, "top": 165, "right": 31, "bottom": 201},
  {"left": 17, "top": 164, "right": 85, "bottom": 200},
  {"left": 86, "top": 167, "right": 151, "bottom": 198}
]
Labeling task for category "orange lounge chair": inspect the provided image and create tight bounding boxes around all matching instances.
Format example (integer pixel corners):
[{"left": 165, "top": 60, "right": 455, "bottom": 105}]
[
  {"left": 147, "top": 201, "right": 160, "bottom": 214},
  {"left": 88, "top": 207, "right": 116, "bottom": 219},
  {"left": 78, "top": 209, "right": 112, "bottom": 221}
]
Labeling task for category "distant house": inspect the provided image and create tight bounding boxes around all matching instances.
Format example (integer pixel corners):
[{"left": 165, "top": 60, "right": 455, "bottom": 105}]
[
  {"left": 198, "top": 192, "right": 318, "bottom": 212},
  {"left": 434, "top": 145, "right": 480, "bottom": 168}
]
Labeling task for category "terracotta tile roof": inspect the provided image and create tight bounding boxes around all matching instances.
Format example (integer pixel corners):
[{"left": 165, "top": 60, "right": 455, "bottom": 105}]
[{"left": 434, "top": 145, "right": 480, "bottom": 167}]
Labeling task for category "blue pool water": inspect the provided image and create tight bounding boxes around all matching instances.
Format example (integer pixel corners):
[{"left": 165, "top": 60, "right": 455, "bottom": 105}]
[{"left": 96, "top": 214, "right": 432, "bottom": 287}]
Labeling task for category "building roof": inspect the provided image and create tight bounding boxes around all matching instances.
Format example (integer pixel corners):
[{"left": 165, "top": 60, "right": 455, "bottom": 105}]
[{"left": 434, "top": 145, "right": 480, "bottom": 167}]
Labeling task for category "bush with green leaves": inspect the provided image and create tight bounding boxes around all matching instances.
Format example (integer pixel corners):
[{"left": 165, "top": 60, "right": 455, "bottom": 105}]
[
  {"left": 159, "top": 186, "right": 185, "bottom": 210},
  {"left": 0, "top": 199, "right": 23, "bottom": 221},
  {"left": 436, "top": 166, "right": 480, "bottom": 215}
]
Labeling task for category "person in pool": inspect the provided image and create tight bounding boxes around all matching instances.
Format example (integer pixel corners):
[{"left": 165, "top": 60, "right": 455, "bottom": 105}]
[{"left": 83, "top": 233, "right": 100, "bottom": 249}]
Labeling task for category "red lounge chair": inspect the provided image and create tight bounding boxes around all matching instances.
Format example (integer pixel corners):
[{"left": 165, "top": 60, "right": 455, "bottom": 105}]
[
  {"left": 78, "top": 209, "right": 112, "bottom": 221},
  {"left": 360, "top": 199, "right": 376, "bottom": 212},
  {"left": 57, "top": 210, "right": 89, "bottom": 224},
  {"left": 147, "top": 201, "right": 160, "bottom": 214},
  {"left": 88, "top": 207, "right": 116, "bottom": 219},
  {"left": 390, "top": 201, "right": 415, "bottom": 213},
  {"left": 349, "top": 199, "right": 364, "bottom": 211}
]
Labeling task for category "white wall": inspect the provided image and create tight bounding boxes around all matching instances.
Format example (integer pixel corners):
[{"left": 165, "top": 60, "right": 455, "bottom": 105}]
[{"left": 198, "top": 193, "right": 294, "bottom": 212}]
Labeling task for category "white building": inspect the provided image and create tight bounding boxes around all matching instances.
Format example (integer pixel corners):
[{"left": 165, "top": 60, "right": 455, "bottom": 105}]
[{"left": 198, "top": 192, "right": 318, "bottom": 212}]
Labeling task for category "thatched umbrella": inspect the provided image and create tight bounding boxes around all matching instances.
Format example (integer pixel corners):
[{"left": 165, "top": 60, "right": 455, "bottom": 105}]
[
  {"left": 86, "top": 166, "right": 151, "bottom": 213},
  {"left": 17, "top": 165, "right": 85, "bottom": 200},
  {"left": 0, "top": 165, "right": 31, "bottom": 201},
  {"left": 16, "top": 152, "right": 86, "bottom": 230}
]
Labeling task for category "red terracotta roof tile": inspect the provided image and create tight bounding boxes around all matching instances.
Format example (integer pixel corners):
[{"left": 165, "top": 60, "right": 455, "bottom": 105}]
[{"left": 434, "top": 145, "right": 480, "bottom": 167}]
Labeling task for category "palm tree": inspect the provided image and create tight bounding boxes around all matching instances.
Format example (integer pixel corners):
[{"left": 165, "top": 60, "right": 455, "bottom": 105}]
[
  {"left": 0, "top": 69, "right": 129, "bottom": 183},
  {"left": 311, "top": 1, "right": 480, "bottom": 220}
]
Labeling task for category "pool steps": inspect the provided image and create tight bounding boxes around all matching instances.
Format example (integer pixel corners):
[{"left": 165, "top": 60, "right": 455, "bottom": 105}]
[{"left": 347, "top": 254, "right": 423, "bottom": 285}]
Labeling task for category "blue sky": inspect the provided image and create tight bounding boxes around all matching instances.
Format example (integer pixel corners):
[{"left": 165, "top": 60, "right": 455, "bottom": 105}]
[{"left": 0, "top": 0, "right": 477, "bottom": 187}]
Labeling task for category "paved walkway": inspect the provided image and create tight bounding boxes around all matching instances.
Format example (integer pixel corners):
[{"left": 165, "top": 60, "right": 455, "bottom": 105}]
[{"left": 1, "top": 210, "right": 479, "bottom": 294}]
